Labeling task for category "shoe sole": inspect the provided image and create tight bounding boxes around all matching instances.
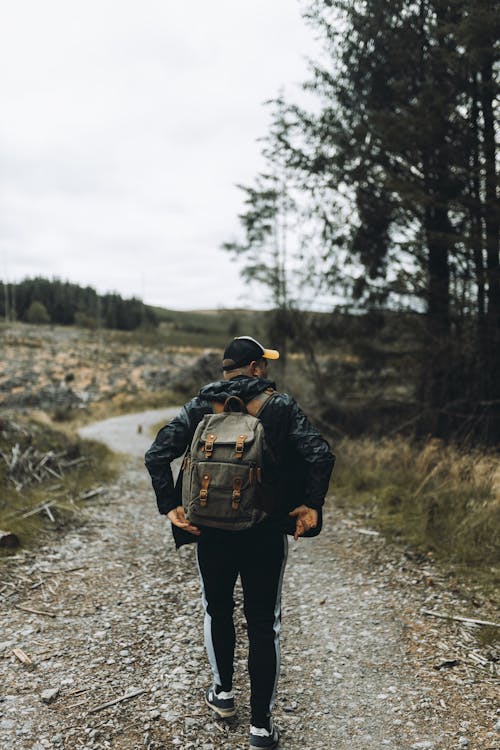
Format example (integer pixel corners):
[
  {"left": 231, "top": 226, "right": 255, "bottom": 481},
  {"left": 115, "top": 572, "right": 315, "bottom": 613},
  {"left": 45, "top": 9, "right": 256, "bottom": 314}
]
[
  {"left": 249, "top": 731, "right": 280, "bottom": 749},
  {"left": 205, "top": 695, "right": 237, "bottom": 718}
]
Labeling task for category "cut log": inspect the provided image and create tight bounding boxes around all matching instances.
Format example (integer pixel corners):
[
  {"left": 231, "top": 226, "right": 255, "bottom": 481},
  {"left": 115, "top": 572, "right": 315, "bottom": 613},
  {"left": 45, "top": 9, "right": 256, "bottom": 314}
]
[{"left": 0, "top": 529, "right": 20, "bottom": 548}]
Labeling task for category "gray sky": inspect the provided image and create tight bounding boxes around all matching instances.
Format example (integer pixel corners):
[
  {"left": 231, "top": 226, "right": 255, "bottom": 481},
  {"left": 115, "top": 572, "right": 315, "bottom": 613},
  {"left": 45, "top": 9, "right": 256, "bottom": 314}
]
[{"left": 0, "top": 0, "right": 319, "bottom": 310}]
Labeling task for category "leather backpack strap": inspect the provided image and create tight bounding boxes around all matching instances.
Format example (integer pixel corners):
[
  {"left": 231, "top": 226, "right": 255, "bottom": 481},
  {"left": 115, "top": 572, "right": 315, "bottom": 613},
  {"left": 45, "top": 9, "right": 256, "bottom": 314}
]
[
  {"left": 246, "top": 388, "right": 276, "bottom": 417},
  {"left": 223, "top": 395, "right": 247, "bottom": 413}
]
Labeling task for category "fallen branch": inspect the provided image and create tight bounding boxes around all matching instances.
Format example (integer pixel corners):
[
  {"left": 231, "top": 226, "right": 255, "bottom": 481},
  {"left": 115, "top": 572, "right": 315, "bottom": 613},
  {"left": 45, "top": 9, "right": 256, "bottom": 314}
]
[
  {"left": 63, "top": 457, "right": 89, "bottom": 468},
  {"left": 88, "top": 688, "right": 146, "bottom": 714},
  {"left": 44, "top": 505, "right": 56, "bottom": 522},
  {"left": 12, "top": 648, "right": 32, "bottom": 665},
  {"left": 354, "top": 527, "right": 381, "bottom": 537},
  {"left": 2, "top": 440, "right": 81, "bottom": 491},
  {"left": 20, "top": 501, "right": 57, "bottom": 519},
  {"left": 66, "top": 686, "right": 91, "bottom": 697},
  {"left": 78, "top": 486, "right": 106, "bottom": 501},
  {"left": 15, "top": 604, "right": 57, "bottom": 618},
  {"left": 37, "top": 566, "right": 86, "bottom": 575},
  {"left": 423, "top": 609, "right": 500, "bottom": 628},
  {"left": 65, "top": 699, "right": 89, "bottom": 710},
  {"left": 44, "top": 465, "right": 63, "bottom": 479},
  {"left": 468, "top": 651, "right": 489, "bottom": 665}
]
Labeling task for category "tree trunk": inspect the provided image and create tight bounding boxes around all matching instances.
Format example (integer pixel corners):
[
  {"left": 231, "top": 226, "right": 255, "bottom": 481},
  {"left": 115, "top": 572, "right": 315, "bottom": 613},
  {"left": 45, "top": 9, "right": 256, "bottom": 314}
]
[
  {"left": 480, "top": 59, "right": 500, "bottom": 326},
  {"left": 423, "top": 198, "right": 451, "bottom": 436},
  {"left": 470, "top": 73, "right": 486, "bottom": 326},
  {"left": 479, "top": 56, "right": 500, "bottom": 440}
]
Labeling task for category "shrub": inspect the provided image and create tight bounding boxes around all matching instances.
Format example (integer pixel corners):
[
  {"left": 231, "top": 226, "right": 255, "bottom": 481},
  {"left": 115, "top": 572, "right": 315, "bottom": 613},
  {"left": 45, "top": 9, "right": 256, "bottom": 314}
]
[{"left": 24, "top": 300, "right": 50, "bottom": 324}]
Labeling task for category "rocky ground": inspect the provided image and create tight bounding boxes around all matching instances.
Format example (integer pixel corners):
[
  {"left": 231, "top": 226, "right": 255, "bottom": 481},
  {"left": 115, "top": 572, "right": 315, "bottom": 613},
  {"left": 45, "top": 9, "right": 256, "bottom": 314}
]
[
  {"left": 0, "top": 409, "right": 499, "bottom": 750},
  {"left": 0, "top": 324, "right": 220, "bottom": 414}
]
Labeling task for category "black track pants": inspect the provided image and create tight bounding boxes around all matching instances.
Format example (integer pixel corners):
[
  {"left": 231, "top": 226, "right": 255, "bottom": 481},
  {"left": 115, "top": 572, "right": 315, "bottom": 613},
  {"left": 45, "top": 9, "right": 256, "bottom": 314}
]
[{"left": 196, "top": 522, "right": 288, "bottom": 727}]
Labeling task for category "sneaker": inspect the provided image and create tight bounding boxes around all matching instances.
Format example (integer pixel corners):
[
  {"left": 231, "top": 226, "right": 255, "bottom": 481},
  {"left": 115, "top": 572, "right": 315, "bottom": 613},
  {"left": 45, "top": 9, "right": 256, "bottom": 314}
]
[
  {"left": 249, "top": 720, "right": 280, "bottom": 748},
  {"left": 205, "top": 685, "right": 236, "bottom": 718}
]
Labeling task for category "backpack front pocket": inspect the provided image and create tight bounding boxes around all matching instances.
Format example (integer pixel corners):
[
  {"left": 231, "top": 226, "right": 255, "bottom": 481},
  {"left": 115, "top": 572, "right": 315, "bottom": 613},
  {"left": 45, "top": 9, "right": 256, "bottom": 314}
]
[{"left": 185, "top": 460, "right": 264, "bottom": 528}]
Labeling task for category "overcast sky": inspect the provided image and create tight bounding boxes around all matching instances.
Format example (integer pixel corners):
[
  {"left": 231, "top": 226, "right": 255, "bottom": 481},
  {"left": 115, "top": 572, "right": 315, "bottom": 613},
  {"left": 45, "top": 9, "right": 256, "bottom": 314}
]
[{"left": 0, "top": 0, "right": 320, "bottom": 310}]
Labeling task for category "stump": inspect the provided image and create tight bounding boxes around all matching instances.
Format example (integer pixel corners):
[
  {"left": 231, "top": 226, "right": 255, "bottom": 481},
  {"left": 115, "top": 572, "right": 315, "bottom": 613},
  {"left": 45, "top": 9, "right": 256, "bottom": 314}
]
[{"left": 0, "top": 530, "right": 20, "bottom": 548}]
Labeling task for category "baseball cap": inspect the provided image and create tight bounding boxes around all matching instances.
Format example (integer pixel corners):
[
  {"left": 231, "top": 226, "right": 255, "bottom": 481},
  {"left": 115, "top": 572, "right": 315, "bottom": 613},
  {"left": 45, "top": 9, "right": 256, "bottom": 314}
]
[{"left": 222, "top": 336, "right": 280, "bottom": 372}]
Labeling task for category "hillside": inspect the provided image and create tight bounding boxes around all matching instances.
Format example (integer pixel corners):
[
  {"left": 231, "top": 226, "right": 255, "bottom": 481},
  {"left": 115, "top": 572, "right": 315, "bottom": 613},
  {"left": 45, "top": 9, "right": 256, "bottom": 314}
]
[
  {"left": 0, "top": 311, "right": 424, "bottom": 437},
  {"left": 0, "top": 322, "right": 211, "bottom": 419}
]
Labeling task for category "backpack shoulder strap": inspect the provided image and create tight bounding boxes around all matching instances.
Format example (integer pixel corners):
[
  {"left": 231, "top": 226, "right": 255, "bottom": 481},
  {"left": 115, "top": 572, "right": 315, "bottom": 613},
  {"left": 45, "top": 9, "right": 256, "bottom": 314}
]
[
  {"left": 246, "top": 388, "right": 276, "bottom": 418},
  {"left": 211, "top": 388, "right": 276, "bottom": 416}
]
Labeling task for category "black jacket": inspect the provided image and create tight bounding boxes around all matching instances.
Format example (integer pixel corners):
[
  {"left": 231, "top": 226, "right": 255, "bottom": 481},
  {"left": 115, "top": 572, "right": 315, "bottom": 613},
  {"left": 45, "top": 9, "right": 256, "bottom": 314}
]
[{"left": 145, "top": 376, "right": 335, "bottom": 546}]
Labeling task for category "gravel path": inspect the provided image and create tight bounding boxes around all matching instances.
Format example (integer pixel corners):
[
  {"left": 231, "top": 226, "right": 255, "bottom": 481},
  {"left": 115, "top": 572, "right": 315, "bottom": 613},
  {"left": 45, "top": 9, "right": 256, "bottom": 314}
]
[
  {"left": 1, "top": 409, "right": 498, "bottom": 750},
  {"left": 78, "top": 409, "right": 180, "bottom": 458}
]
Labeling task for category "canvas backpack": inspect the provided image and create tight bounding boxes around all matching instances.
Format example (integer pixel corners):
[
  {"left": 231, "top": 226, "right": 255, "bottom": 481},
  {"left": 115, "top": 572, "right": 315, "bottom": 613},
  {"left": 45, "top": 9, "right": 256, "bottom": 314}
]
[{"left": 182, "top": 389, "right": 276, "bottom": 531}]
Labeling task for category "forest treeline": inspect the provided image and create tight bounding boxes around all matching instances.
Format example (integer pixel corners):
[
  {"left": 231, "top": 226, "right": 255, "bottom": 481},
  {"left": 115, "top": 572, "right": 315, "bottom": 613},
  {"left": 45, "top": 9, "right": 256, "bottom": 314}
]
[
  {"left": 0, "top": 277, "right": 158, "bottom": 331},
  {"left": 225, "top": 0, "right": 500, "bottom": 443}
]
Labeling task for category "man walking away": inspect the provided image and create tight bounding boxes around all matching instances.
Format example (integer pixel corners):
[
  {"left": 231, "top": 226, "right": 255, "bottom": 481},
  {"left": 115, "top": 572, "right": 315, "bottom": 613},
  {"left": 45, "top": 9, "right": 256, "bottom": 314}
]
[{"left": 145, "top": 335, "right": 335, "bottom": 749}]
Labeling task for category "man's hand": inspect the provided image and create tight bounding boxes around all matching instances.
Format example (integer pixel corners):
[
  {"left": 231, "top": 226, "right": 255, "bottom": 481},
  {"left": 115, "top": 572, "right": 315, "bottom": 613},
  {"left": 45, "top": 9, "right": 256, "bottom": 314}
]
[
  {"left": 288, "top": 505, "right": 318, "bottom": 541},
  {"left": 167, "top": 506, "right": 201, "bottom": 536}
]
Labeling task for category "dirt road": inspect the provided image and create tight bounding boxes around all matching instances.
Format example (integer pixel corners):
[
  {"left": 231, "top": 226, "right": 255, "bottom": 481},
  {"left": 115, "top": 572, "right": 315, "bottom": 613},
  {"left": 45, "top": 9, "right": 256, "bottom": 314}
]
[
  {"left": 78, "top": 408, "right": 180, "bottom": 458},
  {"left": 0, "top": 409, "right": 498, "bottom": 750}
]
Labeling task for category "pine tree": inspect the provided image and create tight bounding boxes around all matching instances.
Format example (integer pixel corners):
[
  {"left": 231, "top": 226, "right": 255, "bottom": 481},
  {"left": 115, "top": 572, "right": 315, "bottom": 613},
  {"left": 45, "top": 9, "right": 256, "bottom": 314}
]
[{"left": 291, "top": 0, "right": 499, "bottom": 439}]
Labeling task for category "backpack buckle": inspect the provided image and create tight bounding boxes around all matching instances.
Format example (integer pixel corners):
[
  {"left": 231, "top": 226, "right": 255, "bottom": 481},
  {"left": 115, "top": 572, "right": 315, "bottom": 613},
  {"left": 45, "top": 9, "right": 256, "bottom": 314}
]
[
  {"left": 204, "top": 434, "right": 216, "bottom": 458},
  {"left": 232, "top": 477, "right": 242, "bottom": 509},
  {"left": 200, "top": 474, "right": 211, "bottom": 507},
  {"left": 234, "top": 434, "right": 247, "bottom": 459}
]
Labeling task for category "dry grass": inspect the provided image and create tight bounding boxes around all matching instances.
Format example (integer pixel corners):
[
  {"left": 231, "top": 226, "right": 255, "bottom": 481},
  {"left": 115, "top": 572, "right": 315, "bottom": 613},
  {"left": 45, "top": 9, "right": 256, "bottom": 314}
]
[
  {"left": 0, "top": 417, "right": 118, "bottom": 556},
  {"left": 334, "top": 437, "right": 500, "bottom": 571}
]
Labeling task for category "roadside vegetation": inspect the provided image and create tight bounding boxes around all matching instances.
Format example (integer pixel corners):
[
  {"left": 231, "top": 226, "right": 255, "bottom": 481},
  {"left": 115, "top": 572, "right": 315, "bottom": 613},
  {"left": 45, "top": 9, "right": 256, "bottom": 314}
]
[
  {"left": 0, "top": 415, "right": 117, "bottom": 557},
  {"left": 333, "top": 437, "right": 500, "bottom": 604}
]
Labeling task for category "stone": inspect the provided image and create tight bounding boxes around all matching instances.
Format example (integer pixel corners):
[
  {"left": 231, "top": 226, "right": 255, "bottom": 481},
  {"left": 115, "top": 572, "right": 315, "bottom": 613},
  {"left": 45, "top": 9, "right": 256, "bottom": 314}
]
[
  {"left": 41, "top": 688, "right": 60, "bottom": 705},
  {"left": 162, "top": 710, "right": 179, "bottom": 723}
]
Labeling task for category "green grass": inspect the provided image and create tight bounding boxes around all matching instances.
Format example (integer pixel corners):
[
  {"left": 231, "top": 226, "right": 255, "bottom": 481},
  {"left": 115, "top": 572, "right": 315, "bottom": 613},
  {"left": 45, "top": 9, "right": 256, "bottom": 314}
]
[
  {"left": 333, "top": 437, "right": 500, "bottom": 603},
  {"left": 0, "top": 417, "right": 118, "bottom": 557},
  {"left": 147, "top": 308, "right": 267, "bottom": 349}
]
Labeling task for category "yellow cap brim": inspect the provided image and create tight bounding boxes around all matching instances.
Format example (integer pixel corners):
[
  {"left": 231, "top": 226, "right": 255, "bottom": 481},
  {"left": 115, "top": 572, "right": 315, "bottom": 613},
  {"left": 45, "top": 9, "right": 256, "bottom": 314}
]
[{"left": 262, "top": 348, "right": 280, "bottom": 361}]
